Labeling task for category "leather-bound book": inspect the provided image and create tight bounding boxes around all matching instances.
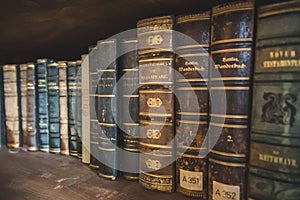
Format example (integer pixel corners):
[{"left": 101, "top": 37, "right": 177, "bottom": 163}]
[
  {"left": 96, "top": 39, "right": 118, "bottom": 180},
  {"left": 81, "top": 54, "right": 90, "bottom": 164},
  {"left": 47, "top": 61, "right": 61, "bottom": 154},
  {"left": 20, "top": 64, "right": 28, "bottom": 149},
  {"left": 3, "top": 64, "right": 21, "bottom": 152},
  {"left": 67, "top": 61, "right": 79, "bottom": 157},
  {"left": 89, "top": 44, "right": 101, "bottom": 170},
  {"left": 209, "top": 1, "right": 254, "bottom": 200},
  {"left": 137, "top": 15, "right": 175, "bottom": 192},
  {"left": 58, "top": 61, "right": 69, "bottom": 155},
  {"left": 36, "top": 59, "right": 52, "bottom": 152},
  {"left": 249, "top": 1, "right": 300, "bottom": 199},
  {"left": 118, "top": 39, "right": 139, "bottom": 180},
  {"left": 76, "top": 60, "right": 82, "bottom": 159},
  {"left": 27, "top": 63, "right": 38, "bottom": 151},
  {"left": 175, "top": 11, "right": 210, "bottom": 198}
]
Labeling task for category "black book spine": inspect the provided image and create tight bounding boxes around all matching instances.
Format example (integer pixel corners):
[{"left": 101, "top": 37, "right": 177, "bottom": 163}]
[
  {"left": 175, "top": 12, "right": 210, "bottom": 199},
  {"left": 36, "top": 59, "right": 51, "bottom": 152},
  {"left": 96, "top": 39, "right": 118, "bottom": 180},
  {"left": 47, "top": 62, "right": 60, "bottom": 153},
  {"left": 67, "top": 61, "right": 79, "bottom": 157},
  {"left": 118, "top": 39, "right": 139, "bottom": 180},
  {"left": 27, "top": 63, "right": 38, "bottom": 151},
  {"left": 76, "top": 60, "right": 83, "bottom": 159},
  {"left": 209, "top": 1, "right": 255, "bottom": 200},
  {"left": 20, "top": 64, "right": 28, "bottom": 149}
]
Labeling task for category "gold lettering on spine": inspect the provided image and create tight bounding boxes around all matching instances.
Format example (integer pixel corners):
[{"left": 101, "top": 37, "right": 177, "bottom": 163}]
[
  {"left": 263, "top": 49, "right": 300, "bottom": 68},
  {"left": 147, "top": 97, "right": 162, "bottom": 107},
  {"left": 258, "top": 153, "right": 298, "bottom": 167}
]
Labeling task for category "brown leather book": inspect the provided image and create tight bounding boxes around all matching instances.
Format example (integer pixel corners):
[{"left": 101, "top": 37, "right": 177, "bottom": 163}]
[
  {"left": 3, "top": 64, "right": 21, "bottom": 152},
  {"left": 138, "top": 15, "right": 176, "bottom": 193}
]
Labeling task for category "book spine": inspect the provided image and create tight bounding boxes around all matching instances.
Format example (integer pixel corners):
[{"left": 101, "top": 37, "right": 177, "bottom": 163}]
[
  {"left": 76, "top": 60, "right": 82, "bottom": 159},
  {"left": 175, "top": 11, "right": 210, "bottom": 198},
  {"left": 47, "top": 62, "right": 60, "bottom": 153},
  {"left": 249, "top": 1, "right": 300, "bottom": 199},
  {"left": 137, "top": 15, "right": 175, "bottom": 192},
  {"left": 58, "top": 61, "right": 69, "bottom": 155},
  {"left": 0, "top": 65, "right": 5, "bottom": 147},
  {"left": 81, "top": 54, "right": 90, "bottom": 164},
  {"left": 96, "top": 39, "right": 118, "bottom": 180},
  {"left": 209, "top": 1, "right": 254, "bottom": 200},
  {"left": 67, "top": 61, "right": 78, "bottom": 157},
  {"left": 20, "top": 64, "right": 28, "bottom": 148},
  {"left": 89, "top": 45, "right": 101, "bottom": 170},
  {"left": 3, "top": 64, "right": 20, "bottom": 151},
  {"left": 36, "top": 59, "right": 50, "bottom": 152},
  {"left": 118, "top": 39, "right": 139, "bottom": 180},
  {"left": 27, "top": 63, "right": 38, "bottom": 151}
]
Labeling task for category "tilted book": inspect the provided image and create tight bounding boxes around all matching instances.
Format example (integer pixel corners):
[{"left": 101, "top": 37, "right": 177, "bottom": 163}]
[
  {"left": 248, "top": 1, "right": 300, "bottom": 199},
  {"left": 175, "top": 11, "right": 210, "bottom": 198},
  {"left": 209, "top": 1, "right": 254, "bottom": 200},
  {"left": 58, "top": 61, "right": 69, "bottom": 155},
  {"left": 47, "top": 61, "right": 61, "bottom": 153},
  {"left": 138, "top": 15, "right": 176, "bottom": 192},
  {"left": 118, "top": 39, "right": 139, "bottom": 180}
]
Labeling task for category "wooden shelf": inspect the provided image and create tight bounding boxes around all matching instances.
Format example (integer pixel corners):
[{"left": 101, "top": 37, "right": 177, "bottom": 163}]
[{"left": 0, "top": 147, "right": 194, "bottom": 200}]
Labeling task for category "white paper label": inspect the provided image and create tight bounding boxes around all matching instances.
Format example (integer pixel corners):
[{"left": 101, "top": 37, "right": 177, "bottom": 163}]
[
  {"left": 213, "top": 181, "right": 240, "bottom": 200},
  {"left": 179, "top": 169, "right": 203, "bottom": 191}
]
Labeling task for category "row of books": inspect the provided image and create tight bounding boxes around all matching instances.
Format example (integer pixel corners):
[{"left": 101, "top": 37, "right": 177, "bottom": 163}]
[{"left": 1, "top": 0, "right": 299, "bottom": 199}]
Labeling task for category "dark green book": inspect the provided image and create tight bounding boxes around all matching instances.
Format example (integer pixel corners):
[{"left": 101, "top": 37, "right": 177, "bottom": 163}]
[
  {"left": 248, "top": 1, "right": 300, "bottom": 199},
  {"left": 209, "top": 1, "right": 255, "bottom": 200},
  {"left": 36, "top": 59, "right": 52, "bottom": 152},
  {"left": 76, "top": 60, "right": 83, "bottom": 159},
  {"left": 67, "top": 61, "right": 79, "bottom": 157},
  {"left": 47, "top": 61, "right": 61, "bottom": 154}
]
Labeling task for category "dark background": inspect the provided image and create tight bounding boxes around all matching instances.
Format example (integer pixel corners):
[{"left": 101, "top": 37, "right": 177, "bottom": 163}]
[{"left": 0, "top": 0, "right": 277, "bottom": 64}]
